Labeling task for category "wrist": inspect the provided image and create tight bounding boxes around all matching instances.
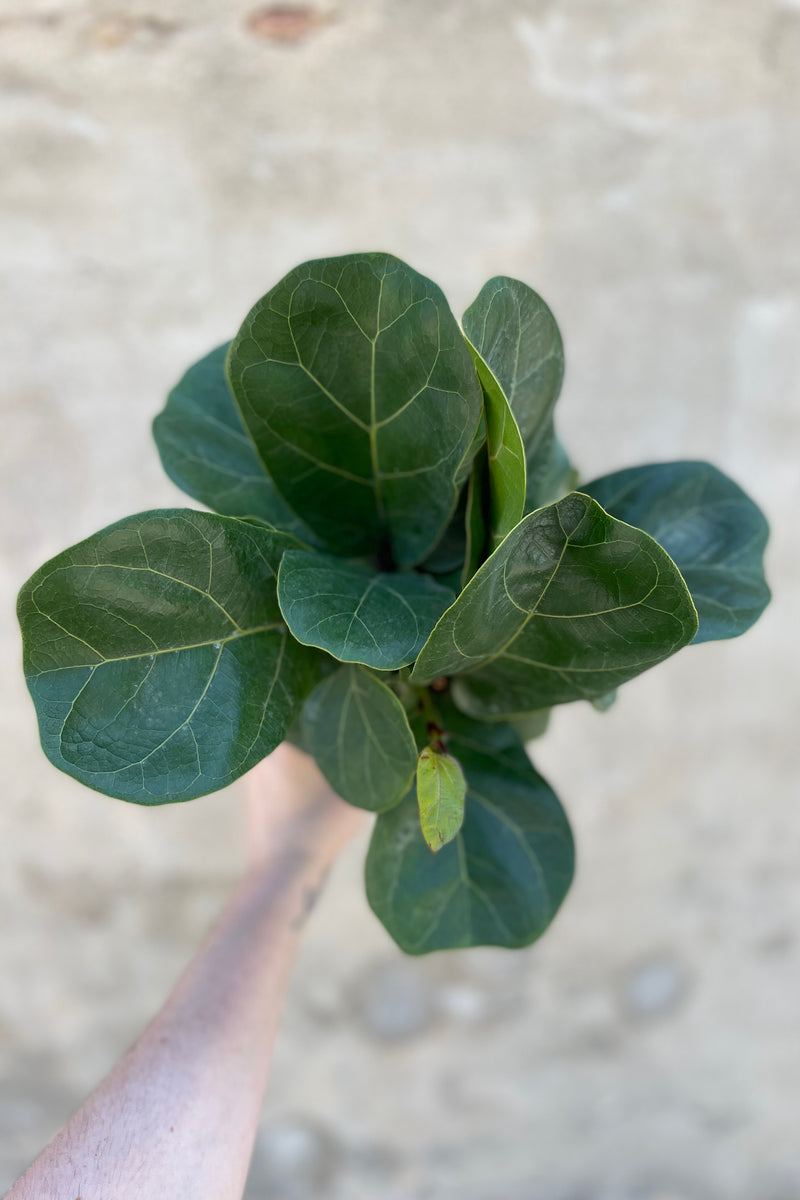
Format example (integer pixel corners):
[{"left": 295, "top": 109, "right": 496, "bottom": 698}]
[
  {"left": 244, "top": 744, "right": 367, "bottom": 874},
  {"left": 230, "top": 842, "right": 333, "bottom": 943}
]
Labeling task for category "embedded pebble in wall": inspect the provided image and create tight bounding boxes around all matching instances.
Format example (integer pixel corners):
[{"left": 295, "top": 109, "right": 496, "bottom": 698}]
[
  {"left": 352, "top": 959, "right": 435, "bottom": 1041},
  {"left": 622, "top": 955, "right": 690, "bottom": 1021},
  {"left": 300, "top": 975, "right": 343, "bottom": 1024},
  {"left": 245, "top": 6, "right": 332, "bottom": 43},
  {"left": 435, "top": 982, "right": 493, "bottom": 1024},
  {"left": 246, "top": 1116, "right": 339, "bottom": 1199},
  {"left": 88, "top": 14, "right": 179, "bottom": 49}
]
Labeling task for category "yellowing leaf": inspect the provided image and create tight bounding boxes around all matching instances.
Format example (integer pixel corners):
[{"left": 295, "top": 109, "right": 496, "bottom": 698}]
[{"left": 416, "top": 746, "right": 466, "bottom": 853}]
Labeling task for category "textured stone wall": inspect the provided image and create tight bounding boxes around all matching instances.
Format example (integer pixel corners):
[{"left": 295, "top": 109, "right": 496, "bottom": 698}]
[{"left": 1, "top": 2, "right": 798, "bottom": 1196}]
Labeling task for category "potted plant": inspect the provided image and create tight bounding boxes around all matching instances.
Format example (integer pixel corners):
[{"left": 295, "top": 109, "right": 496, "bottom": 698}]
[{"left": 17, "top": 252, "right": 770, "bottom": 954}]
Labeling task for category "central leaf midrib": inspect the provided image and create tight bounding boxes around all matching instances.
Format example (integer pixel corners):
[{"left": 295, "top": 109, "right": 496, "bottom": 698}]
[
  {"left": 369, "top": 270, "right": 387, "bottom": 529},
  {"left": 28, "top": 622, "right": 283, "bottom": 676}
]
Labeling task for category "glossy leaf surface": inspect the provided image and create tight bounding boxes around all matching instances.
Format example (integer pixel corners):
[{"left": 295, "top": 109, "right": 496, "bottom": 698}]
[
  {"left": 582, "top": 461, "right": 770, "bottom": 643},
  {"left": 278, "top": 550, "right": 455, "bottom": 670},
  {"left": 416, "top": 745, "right": 466, "bottom": 852},
  {"left": 302, "top": 665, "right": 416, "bottom": 812},
  {"left": 227, "top": 253, "right": 483, "bottom": 566},
  {"left": 366, "top": 710, "right": 574, "bottom": 953},
  {"left": 412, "top": 492, "right": 698, "bottom": 716},
  {"left": 152, "top": 344, "right": 315, "bottom": 540},
  {"left": 18, "top": 510, "right": 316, "bottom": 804}
]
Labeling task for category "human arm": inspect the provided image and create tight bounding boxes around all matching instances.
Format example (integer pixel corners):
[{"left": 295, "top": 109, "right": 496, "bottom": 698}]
[{"left": 6, "top": 744, "right": 364, "bottom": 1200}]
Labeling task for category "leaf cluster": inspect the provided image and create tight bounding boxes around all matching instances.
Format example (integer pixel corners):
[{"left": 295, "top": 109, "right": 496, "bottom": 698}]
[{"left": 17, "top": 254, "right": 770, "bottom": 954}]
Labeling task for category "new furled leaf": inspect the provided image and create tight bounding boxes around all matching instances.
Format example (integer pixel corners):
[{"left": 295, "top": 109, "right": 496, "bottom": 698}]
[
  {"left": 227, "top": 253, "right": 484, "bottom": 567},
  {"left": 462, "top": 277, "right": 565, "bottom": 514},
  {"left": 152, "top": 343, "right": 316, "bottom": 541},
  {"left": 366, "top": 711, "right": 574, "bottom": 953},
  {"left": 18, "top": 510, "right": 317, "bottom": 804},
  {"left": 462, "top": 446, "right": 489, "bottom": 587},
  {"left": 277, "top": 550, "right": 455, "bottom": 671},
  {"left": 464, "top": 345, "right": 526, "bottom": 551},
  {"left": 412, "top": 492, "right": 698, "bottom": 716},
  {"left": 302, "top": 665, "right": 416, "bottom": 812},
  {"left": 582, "top": 461, "right": 770, "bottom": 642}
]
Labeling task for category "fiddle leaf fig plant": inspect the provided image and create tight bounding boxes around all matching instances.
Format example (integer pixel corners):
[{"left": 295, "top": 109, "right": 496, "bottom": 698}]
[{"left": 17, "top": 252, "right": 771, "bottom": 955}]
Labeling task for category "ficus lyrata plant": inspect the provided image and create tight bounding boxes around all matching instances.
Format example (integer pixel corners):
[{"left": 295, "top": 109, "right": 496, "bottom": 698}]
[{"left": 17, "top": 253, "right": 770, "bottom": 954}]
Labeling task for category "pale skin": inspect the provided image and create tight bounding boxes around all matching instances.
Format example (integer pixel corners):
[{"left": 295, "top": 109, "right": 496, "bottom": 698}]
[{"left": 6, "top": 744, "right": 365, "bottom": 1200}]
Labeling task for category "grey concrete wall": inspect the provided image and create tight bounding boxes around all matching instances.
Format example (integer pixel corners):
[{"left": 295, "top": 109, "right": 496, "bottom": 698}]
[{"left": 1, "top": 2, "right": 798, "bottom": 1196}]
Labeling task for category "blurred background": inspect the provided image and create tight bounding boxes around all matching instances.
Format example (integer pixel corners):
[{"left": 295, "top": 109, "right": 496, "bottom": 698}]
[{"left": 1, "top": 1, "right": 798, "bottom": 1196}]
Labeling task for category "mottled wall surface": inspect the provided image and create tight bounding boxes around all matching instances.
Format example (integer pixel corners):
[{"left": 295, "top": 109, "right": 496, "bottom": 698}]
[{"left": 1, "top": 2, "right": 798, "bottom": 1196}]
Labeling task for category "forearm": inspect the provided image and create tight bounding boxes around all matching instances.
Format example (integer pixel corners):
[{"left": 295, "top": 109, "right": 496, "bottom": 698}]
[{"left": 7, "top": 843, "right": 331, "bottom": 1200}]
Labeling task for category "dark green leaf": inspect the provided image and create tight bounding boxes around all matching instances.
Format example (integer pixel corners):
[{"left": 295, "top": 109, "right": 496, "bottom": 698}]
[
  {"left": 152, "top": 343, "right": 316, "bottom": 541},
  {"left": 227, "top": 253, "right": 484, "bottom": 567},
  {"left": 366, "top": 710, "right": 574, "bottom": 953},
  {"left": 510, "top": 708, "right": 551, "bottom": 741},
  {"left": 18, "top": 510, "right": 317, "bottom": 804},
  {"left": 302, "top": 665, "right": 416, "bottom": 812},
  {"left": 283, "top": 717, "right": 310, "bottom": 754},
  {"left": 420, "top": 488, "right": 469, "bottom": 576},
  {"left": 525, "top": 423, "right": 577, "bottom": 513},
  {"left": 464, "top": 344, "right": 526, "bottom": 550},
  {"left": 278, "top": 550, "right": 455, "bottom": 671},
  {"left": 412, "top": 492, "right": 698, "bottom": 716},
  {"left": 434, "top": 568, "right": 464, "bottom": 594},
  {"left": 416, "top": 746, "right": 466, "bottom": 852},
  {"left": 582, "top": 461, "right": 770, "bottom": 643}
]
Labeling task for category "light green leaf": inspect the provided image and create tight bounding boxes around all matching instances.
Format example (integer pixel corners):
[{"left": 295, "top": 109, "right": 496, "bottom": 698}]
[
  {"left": 465, "top": 344, "right": 526, "bottom": 550},
  {"left": 277, "top": 550, "right": 455, "bottom": 671},
  {"left": 303, "top": 665, "right": 416, "bottom": 812},
  {"left": 412, "top": 492, "right": 698, "bottom": 716},
  {"left": 582, "top": 461, "right": 770, "bottom": 643},
  {"left": 227, "top": 253, "right": 484, "bottom": 567},
  {"left": 17, "top": 510, "right": 317, "bottom": 804},
  {"left": 462, "top": 446, "right": 489, "bottom": 588},
  {"left": 416, "top": 745, "right": 466, "bottom": 852},
  {"left": 152, "top": 343, "right": 316, "bottom": 541},
  {"left": 462, "top": 276, "right": 564, "bottom": 512},
  {"left": 366, "top": 708, "right": 574, "bottom": 953}
]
